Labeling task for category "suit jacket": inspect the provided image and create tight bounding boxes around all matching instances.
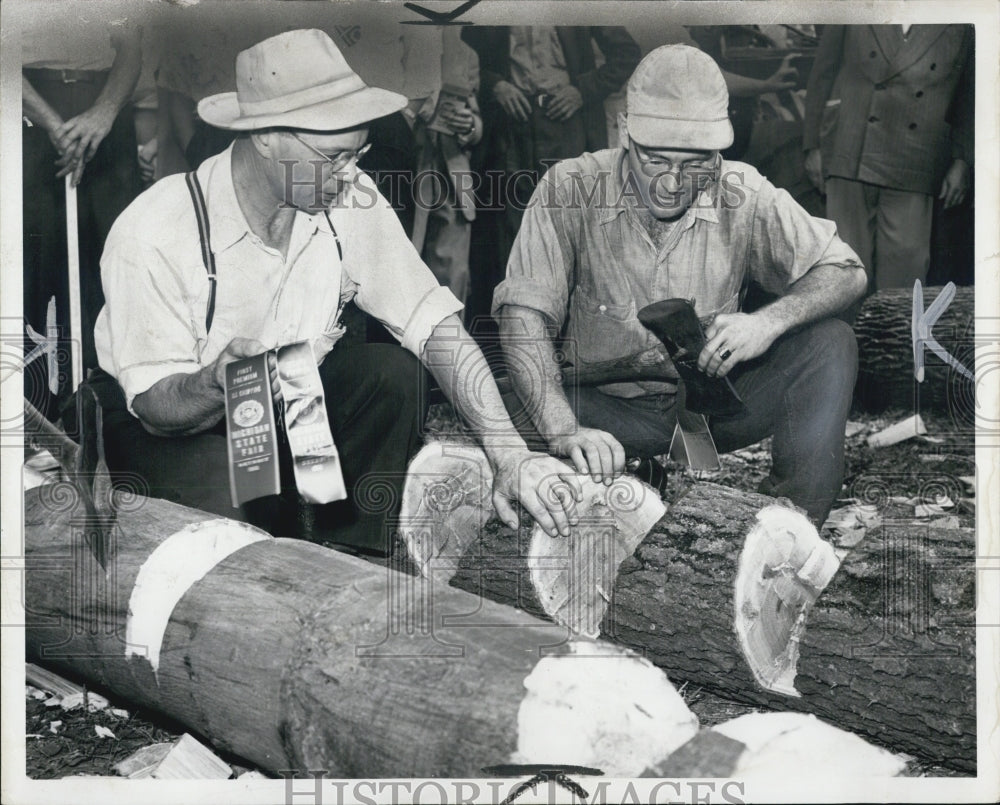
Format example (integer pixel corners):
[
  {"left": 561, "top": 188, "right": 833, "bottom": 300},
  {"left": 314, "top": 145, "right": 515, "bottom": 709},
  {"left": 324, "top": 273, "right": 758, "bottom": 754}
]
[
  {"left": 461, "top": 26, "right": 641, "bottom": 157},
  {"left": 803, "top": 25, "right": 974, "bottom": 195}
]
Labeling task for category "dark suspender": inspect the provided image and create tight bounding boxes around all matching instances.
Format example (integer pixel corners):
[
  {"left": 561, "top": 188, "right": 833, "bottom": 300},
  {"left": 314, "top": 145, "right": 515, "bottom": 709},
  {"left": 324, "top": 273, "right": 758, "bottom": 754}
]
[
  {"left": 184, "top": 171, "right": 218, "bottom": 333},
  {"left": 183, "top": 174, "right": 346, "bottom": 335}
]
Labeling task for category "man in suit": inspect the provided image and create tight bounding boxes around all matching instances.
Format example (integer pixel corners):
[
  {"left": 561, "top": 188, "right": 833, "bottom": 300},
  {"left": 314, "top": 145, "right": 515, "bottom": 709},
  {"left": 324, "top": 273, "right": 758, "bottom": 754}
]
[
  {"left": 802, "top": 25, "right": 973, "bottom": 297},
  {"left": 460, "top": 26, "right": 641, "bottom": 327}
]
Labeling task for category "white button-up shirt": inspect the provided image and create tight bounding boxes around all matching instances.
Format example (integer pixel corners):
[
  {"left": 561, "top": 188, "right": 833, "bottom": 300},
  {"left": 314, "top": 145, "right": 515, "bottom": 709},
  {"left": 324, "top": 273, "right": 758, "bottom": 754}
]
[{"left": 95, "top": 145, "right": 463, "bottom": 412}]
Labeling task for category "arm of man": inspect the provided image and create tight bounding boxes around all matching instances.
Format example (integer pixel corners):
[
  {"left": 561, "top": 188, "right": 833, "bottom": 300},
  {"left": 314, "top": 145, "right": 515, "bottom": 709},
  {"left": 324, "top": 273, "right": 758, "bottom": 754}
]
[
  {"left": 21, "top": 76, "right": 72, "bottom": 163},
  {"left": 801, "top": 25, "right": 846, "bottom": 193},
  {"left": 423, "top": 315, "right": 583, "bottom": 537},
  {"left": 130, "top": 337, "right": 270, "bottom": 437},
  {"left": 499, "top": 305, "right": 625, "bottom": 484},
  {"left": 55, "top": 22, "right": 143, "bottom": 184}
]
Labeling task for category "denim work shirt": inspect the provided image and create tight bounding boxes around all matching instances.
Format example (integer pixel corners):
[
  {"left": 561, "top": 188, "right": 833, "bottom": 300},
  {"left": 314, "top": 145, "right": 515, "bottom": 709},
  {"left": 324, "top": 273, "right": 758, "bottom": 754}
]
[{"left": 493, "top": 148, "right": 860, "bottom": 398}]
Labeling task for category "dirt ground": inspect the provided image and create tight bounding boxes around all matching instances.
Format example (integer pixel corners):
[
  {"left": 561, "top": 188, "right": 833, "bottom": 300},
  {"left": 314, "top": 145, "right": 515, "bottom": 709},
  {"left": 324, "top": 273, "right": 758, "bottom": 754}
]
[{"left": 23, "top": 406, "right": 975, "bottom": 780}]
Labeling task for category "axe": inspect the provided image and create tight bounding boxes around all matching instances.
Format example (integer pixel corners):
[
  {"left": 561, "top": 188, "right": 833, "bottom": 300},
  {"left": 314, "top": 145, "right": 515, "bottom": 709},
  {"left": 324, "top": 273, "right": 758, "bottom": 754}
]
[{"left": 23, "top": 387, "right": 116, "bottom": 569}]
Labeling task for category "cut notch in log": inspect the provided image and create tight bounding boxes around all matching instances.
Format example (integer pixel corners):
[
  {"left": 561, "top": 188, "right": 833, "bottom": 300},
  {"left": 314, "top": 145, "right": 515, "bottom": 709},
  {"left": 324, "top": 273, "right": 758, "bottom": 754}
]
[{"left": 399, "top": 442, "right": 666, "bottom": 637}]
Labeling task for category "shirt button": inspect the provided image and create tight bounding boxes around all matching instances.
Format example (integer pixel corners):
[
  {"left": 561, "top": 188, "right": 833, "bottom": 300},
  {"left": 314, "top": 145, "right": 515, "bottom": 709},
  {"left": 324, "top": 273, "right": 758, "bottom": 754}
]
[
  {"left": 915, "top": 90, "right": 924, "bottom": 98},
  {"left": 868, "top": 115, "right": 879, "bottom": 123},
  {"left": 874, "top": 82, "right": 887, "bottom": 90},
  {"left": 870, "top": 50, "right": 877, "bottom": 58},
  {"left": 598, "top": 304, "right": 608, "bottom": 313},
  {"left": 909, "top": 122, "right": 918, "bottom": 130}
]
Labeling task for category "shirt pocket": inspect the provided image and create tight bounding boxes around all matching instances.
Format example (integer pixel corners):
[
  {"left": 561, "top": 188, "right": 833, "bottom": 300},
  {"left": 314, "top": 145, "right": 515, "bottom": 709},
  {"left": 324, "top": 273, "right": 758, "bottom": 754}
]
[{"left": 568, "top": 293, "right": 645, "bottom": 363}]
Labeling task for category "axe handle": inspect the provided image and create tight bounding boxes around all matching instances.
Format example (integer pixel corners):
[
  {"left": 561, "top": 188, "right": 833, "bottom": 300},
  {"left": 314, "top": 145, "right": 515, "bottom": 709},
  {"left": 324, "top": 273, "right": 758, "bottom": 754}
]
[{"left": 65, "top": 175, "right": 83, "bottom": 391}]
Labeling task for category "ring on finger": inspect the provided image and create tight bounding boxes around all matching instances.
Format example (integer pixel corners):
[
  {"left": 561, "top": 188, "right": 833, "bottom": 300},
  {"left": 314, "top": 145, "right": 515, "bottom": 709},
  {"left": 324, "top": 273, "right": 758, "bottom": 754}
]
[{"left": 719, "top": 348, "right": 733, "bottom": 361}]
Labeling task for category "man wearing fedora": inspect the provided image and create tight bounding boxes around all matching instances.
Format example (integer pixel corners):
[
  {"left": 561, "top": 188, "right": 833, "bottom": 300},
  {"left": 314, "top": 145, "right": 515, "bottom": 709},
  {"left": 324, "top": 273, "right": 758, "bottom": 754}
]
[
  {"left": 93, "top": 30, "right": 582, "bottom": 554},
  {"left": 495, "top": 45, "right": 868, "bottom": 525}
]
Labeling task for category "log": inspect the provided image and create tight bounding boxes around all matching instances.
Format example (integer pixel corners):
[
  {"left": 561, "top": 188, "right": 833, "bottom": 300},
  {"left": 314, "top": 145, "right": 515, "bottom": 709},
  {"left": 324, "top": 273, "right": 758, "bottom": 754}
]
[
  {"left": 853, "top": 285, "right": 975, "bottom": 416},
  {"left": 399, "top": 443, "right": 667, "bottom": 638},
  {"left": 23, "top": 485, "right": 699, "bottom": 778},
  {"left": 407, "top": 479, "right": 976, "bottom": 771}
]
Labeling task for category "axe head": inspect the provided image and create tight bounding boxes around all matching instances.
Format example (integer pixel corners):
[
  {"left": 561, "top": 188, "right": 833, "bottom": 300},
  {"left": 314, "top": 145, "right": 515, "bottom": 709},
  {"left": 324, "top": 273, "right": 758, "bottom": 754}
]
[
  {"left": 637, "top": 299, "right": 745, "bottom": 417},
  {"left": 73, "top": 382, "right": 116, "bottom": 568}
]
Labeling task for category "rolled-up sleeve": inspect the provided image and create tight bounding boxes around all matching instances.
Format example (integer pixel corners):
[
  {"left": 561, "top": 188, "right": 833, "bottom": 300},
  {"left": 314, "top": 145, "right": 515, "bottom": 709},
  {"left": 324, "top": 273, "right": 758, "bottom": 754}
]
[
  {"left": 492, "top": 171, "right": 577, "bottom": 327},
  {"left": 338, "top": 178, "right": 463, "bottom": 357},
  {"left": 749, "top": 180, "right": 863, "bottom": 295},
  {"left": 98, "top": 226, "right": 203, "bottom": 413}
]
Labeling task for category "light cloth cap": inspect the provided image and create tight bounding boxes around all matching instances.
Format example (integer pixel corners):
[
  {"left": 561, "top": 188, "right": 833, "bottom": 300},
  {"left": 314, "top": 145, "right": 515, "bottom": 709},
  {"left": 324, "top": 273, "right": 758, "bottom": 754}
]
[
  {"left": 626, "top": 44, "right": 733, "bottom": 150},
  {"left": 199, "top": 29, "right": 407, "bottom": 131}
]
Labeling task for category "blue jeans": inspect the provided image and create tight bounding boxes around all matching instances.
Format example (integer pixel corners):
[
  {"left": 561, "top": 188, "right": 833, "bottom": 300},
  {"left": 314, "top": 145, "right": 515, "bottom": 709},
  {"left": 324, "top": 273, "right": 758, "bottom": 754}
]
[{"left": 507, "top": 319, "right": 858, "bottom": 525}]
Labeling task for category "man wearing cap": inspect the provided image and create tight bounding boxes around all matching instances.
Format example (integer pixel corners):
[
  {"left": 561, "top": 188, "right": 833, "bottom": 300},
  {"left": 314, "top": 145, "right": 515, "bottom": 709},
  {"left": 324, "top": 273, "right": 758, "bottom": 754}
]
[
  {"left": 495, "top": 45, "right": 868, "bottom": 525},
  {"left": 94, "top": 30, "right": 582, "bottom": 554}
]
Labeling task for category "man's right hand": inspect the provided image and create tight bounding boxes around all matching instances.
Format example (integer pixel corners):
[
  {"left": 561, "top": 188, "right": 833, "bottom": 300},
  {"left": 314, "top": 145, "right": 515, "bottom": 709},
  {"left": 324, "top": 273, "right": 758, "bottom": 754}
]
[
  {"left": 211, "top": 337, "right": 270, "bottom": 391},
  {"left": 804, "top": 148, "right": 824, "bottom": 194},
  {"left": 494, "top": 80, "right": 531, "bottom": 123},
  {"left": 548, "top": 427, "right": 626, "bottom": 485}
]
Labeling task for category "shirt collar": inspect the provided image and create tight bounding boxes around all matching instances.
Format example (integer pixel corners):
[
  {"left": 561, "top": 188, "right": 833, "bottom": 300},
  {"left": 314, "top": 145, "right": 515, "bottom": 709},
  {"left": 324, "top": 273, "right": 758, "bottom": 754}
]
[
  {"left": 200, "top": 143, "right": 327, "bottom": 254},
  {"left": 600, "top": 148, "right": 721, "bottom": 226}
]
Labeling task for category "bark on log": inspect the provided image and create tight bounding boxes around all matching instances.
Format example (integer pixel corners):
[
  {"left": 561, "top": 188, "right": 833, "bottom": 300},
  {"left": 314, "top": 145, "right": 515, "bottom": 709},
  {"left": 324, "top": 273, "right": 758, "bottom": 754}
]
[
  {"left": 22, "top": 486, "right": 698, "bottom": 777},
  {"left": 423, "top": 482, "right": 976, "bottom": 772},
  {"left": 853, "top": 285, "right": 975, "bottom": 416}
]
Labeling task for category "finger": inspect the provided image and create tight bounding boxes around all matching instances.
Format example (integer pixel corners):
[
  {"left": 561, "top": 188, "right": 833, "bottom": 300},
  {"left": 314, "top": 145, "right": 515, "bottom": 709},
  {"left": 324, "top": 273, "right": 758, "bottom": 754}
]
[
  {"left": 535, "top": 481, "right": 571, "bottom": 536},
  {"left": 699, "top": 332, "right": 727, "bottom": 372},
  {"left": 578, "top": 441, "right": 603, "bottom": 484},
  {"left": 594, "top": 439, "right": 615, "bottom": 485},
  {"left": 609, "top": 438, "right": 626, "bottom": 477},
  {"left": 514, "top": 94, "right": 531, "bottom": 120},
  {"left": 72, "top": 159, "right": 86, "bottom": 187},
  {"left": 558, "top": 470, "right": 584, "bottom": 502},
  {"left": 568, "top": 444, "right": 589, "bottom": 476},
  {"left": 520, "top": 488, "right": 559, "bottom": 537},
  {"left": 715, "top": 348, "right": 737, "bottom": 378},
  {"left": 493, "top": 492, "right": 520, "bottom": 531},
  {"left": 547, "top": 477, "right": 579, "bottom": 525}
]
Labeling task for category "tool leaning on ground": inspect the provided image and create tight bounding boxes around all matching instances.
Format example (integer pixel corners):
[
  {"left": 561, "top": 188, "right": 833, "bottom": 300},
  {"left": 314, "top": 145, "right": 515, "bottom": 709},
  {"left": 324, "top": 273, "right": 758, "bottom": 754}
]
[{"left": 23, "top": 389, "right": 116, "bottom": 569}]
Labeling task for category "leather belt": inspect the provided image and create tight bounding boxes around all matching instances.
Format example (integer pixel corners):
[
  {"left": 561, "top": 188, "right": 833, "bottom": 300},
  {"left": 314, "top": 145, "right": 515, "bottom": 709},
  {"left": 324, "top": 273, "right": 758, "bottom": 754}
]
[{"left": 24, "top": 68, "right": 105, "bottom": 84}]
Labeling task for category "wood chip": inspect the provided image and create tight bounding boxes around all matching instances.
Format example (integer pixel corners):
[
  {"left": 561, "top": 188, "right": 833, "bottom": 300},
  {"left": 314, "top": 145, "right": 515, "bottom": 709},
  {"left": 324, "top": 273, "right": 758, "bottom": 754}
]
[
  {"left": 867, "top": 414, "right": 927, "bottom": 448},
  {"left": 151, "top": 734, "right": 232, "bottom": 780},
  {"left": 94, "top": 725, "right": 116, "bottom": 739},
  {"left": 114, "top": 743, "right": 173, "bottom": 779},
  {"left": 49, "top": 720, "right": 62, "bottom": 734}
]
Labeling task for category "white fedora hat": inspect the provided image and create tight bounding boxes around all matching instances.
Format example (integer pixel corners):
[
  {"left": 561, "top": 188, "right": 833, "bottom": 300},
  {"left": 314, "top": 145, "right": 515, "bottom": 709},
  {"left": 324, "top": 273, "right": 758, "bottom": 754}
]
[{"left": 198, "top": 29, "right": 407, "bottom": 131}]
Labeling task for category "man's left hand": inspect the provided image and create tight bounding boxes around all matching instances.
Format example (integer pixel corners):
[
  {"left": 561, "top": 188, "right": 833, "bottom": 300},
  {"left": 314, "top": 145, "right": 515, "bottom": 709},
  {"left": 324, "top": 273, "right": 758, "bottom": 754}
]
[
  {"left": 491, "top": 450, "right": 583, "bottom": 537},
  {"left": 939, "top": 159, "right": 970, "bottom": 210},
  {"left": 699, "top": 312, "right": 778, "bottom": 377},
  {"left": 545, "top": 85, "right": 583, "bottom": 122},
  {"left": 54, "top": 102, "right": 118, "bottom": 185}
]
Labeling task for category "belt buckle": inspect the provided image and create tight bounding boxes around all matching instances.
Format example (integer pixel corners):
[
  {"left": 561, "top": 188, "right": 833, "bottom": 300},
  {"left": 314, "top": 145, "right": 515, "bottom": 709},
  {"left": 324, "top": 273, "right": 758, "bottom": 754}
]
[{"left": 60, "top": 70, "right": 78, "bottom": 84}]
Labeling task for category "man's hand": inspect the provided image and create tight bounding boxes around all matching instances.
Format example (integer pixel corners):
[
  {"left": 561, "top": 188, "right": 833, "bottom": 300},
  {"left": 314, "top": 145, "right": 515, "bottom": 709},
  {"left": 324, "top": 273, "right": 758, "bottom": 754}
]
[
  {"left": 494, "top": 80, "right": 531, "bottom": 122},
  {"left": 939, "top": 159, "right": 970, "bottom": 210},
  {"left": 804, "top": 148, "right": 824, "bottom": 194},
  {"left": 211, "top": 337, "right": 270, "bottom": 390},
  {"left": 54, "top": 101, "right": 118, "bottom": 185},
  {"left": 549, "top": 427, "right": 625, "bottom": 485},
  {"left": 545, "top": 85, "right": 583, "bottom": 121},
  {"left": 699, "top": 312, "right": 778, "bottom": 378},
  {"left": 492, "top": 450, "right": 583, "bottom": 537},
  {"left": 761, "top": 54, "right": 799, "bottom": 93}
]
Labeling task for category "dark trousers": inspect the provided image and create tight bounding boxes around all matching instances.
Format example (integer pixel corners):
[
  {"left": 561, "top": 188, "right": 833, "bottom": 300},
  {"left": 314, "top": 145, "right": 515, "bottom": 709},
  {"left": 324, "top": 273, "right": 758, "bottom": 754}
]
[
  {"left": 503, "top": 319, "right": 858, "bottom": 525},
  {"left": 101, "top": 344, "right": 429, "bottom": 554},
  {"left": 22, "top": 70, "right": 141, "bottom": 422}
]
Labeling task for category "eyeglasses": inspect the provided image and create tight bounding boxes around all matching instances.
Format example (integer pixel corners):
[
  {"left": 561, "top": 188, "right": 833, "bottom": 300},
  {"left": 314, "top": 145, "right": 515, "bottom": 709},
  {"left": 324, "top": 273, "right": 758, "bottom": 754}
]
[
  {"left": 632, "top": 143, "right": 718, "bottom": 176},
  {"left": 290, "top": 132, "right": 371, "bottom": 172}
]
